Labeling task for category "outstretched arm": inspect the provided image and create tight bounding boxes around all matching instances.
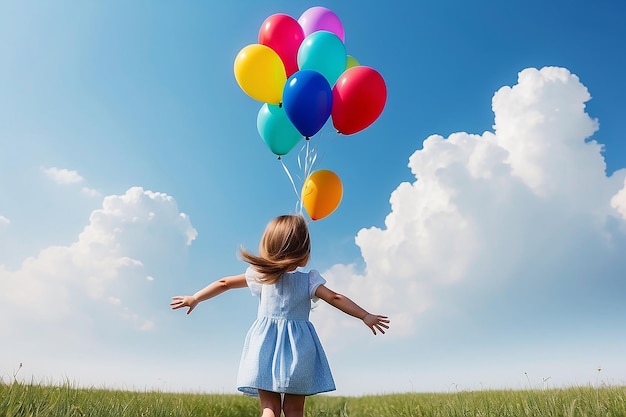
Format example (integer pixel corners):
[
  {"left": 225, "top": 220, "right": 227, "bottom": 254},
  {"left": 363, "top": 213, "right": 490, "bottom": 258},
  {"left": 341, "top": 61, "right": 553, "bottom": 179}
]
[
  {"left": 315, "top": 285, "right": 390, "bottom": 335},
  {"left": 170, "top": 273, "right": 247, "bottom": 314}
]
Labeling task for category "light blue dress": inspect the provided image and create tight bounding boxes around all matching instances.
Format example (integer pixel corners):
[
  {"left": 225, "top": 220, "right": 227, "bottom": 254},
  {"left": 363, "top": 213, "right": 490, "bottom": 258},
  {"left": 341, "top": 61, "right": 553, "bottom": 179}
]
[{"left": 236, "top": 267, "right": 336, "bottom": 396}]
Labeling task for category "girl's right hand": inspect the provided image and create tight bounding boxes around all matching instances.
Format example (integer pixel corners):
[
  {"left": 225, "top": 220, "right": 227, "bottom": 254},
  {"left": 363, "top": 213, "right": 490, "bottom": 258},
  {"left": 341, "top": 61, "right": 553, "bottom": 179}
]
[
  {"left": 170, "top": 295, "right": 198, "bottom": 315},
  {"left": 363, "top": 314, "right": 390, "bottom": 335}
]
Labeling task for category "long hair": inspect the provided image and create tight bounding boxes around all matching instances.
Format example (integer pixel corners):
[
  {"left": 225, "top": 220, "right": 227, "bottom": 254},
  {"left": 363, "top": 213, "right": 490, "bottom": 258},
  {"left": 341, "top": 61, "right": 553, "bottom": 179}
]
[{"left": 239, "top": 214, "right": 311, "bottom": 284}]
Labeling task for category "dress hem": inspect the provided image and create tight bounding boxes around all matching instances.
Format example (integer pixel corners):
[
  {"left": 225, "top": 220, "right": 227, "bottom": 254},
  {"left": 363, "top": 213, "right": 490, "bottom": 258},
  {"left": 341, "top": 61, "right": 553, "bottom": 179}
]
[{"left": 237, "top": 386, "right": 337, "bottom": 397}]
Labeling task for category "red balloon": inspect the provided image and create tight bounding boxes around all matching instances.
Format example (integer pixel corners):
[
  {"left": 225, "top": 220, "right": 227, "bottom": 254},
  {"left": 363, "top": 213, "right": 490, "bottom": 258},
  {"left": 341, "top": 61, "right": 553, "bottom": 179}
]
[
  {"left": 331, "top": 66, "right": 387, "bottom": 135},
  {"left": 258, "top": 14, "right": 305, "bottom": 77}
]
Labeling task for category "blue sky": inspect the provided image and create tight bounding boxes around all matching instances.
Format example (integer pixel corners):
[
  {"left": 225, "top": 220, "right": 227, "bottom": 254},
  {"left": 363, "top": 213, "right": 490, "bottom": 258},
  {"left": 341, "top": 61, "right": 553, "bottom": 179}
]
[{"left": 1, "top": 0, "right": 625, "bottom": 396}]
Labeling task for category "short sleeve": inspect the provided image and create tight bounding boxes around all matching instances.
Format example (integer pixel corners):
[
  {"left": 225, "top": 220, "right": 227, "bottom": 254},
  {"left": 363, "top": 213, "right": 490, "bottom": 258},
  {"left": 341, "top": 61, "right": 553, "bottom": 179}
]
[
  {"left": 308, "top": 269, "right": 326, "bottom": 302},
  {"left": 245, "top": 267, "right": 263, "bottom": 296}
]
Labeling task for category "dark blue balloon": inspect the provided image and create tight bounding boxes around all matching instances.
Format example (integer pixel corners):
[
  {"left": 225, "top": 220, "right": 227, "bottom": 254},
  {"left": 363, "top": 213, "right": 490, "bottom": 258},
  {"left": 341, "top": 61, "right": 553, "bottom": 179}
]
[{"left": 282, "top": 69, "right": 332, "bottom": 138}]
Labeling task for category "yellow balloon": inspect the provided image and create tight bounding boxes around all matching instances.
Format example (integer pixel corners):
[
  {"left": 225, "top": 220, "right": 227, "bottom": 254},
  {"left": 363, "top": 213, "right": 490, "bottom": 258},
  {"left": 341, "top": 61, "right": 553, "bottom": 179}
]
[
  {"left": 301, "top": 169, "right": 343, "bottom": 221},
  {"left": 346, "top": 55, "right": 360, "bottom": 70},
  {"left": 234, "top": 44, "right": 286, "bottom": 104}
]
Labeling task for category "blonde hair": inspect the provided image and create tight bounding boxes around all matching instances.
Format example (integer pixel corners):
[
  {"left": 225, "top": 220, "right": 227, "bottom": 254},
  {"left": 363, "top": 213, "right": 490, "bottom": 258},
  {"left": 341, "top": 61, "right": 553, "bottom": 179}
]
[{"left": 239, "top": 214, "right": 311, "bottom": 284}]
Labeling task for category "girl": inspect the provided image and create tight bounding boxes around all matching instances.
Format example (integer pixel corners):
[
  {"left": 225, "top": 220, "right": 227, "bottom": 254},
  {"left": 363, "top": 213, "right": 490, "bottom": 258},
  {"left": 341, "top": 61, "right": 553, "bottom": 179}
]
[{"left": 170, "top": 214, "right": 389, "bottom": 417}]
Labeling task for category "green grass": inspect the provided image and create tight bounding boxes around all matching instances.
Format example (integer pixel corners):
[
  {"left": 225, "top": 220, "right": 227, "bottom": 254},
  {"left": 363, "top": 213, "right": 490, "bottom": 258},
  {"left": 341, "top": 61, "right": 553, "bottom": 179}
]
[{"left": 1, "top": 380, "right": 624, "bottom": 417}]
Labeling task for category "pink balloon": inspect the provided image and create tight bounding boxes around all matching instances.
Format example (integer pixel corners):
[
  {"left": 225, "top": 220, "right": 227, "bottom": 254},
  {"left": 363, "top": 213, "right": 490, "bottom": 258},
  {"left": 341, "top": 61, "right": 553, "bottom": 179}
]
[
  {"left": 259, "top": 14, "right": 304, "bottom": 77},
  {"left": 298, "top": 7, "right": 344, "bottom": 42}
]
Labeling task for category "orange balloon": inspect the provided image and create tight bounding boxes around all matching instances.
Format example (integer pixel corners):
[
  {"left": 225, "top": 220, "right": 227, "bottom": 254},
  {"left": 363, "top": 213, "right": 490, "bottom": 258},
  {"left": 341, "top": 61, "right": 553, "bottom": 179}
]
[{"left": 301, "top": 169, "right": 343, "bottom": 220}]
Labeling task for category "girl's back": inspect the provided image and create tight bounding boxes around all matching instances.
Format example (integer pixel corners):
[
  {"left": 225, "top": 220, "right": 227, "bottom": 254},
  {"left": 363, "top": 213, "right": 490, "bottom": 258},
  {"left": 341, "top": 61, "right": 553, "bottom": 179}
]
[
  {"left": 248, "top": 268, "right": 321, "bottom": 321},
  {"left": 238, "top": 267, "right": 335, "bottom": 396}
]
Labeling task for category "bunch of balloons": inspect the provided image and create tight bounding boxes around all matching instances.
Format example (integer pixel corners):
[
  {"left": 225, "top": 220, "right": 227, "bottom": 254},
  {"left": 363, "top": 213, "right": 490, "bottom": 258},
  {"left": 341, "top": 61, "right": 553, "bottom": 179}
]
[{"left": 234, "top": 6, "right": 387, "bottom": 220}]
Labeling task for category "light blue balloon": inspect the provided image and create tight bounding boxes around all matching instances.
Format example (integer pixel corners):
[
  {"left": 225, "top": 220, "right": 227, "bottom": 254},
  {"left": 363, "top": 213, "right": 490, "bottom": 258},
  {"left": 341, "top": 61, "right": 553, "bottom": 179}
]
[
  {"left": 257, "top": 103, "right": 303, "bottom": 156},
  {"left": 297, "top": 30, "right": 346, "bottom": 86}
]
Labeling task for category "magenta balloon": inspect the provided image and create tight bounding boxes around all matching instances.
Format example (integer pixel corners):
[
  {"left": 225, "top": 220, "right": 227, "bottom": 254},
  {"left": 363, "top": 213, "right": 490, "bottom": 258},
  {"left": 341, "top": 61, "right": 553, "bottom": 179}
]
[{"left": 298, "top": 7, "right": 345, "bottom": 42}]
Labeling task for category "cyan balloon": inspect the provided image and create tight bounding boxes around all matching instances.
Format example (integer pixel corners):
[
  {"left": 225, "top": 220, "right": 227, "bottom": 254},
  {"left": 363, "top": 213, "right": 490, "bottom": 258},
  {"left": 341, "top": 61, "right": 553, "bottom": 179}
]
[
  {"left": 297, "top": 31, "right": 346, "bottom": 86},
  {"left": 257, "top": 103, "right": 303, "bottom": 156},
  {"left": 282, "top": 69, "right": 333, "bottom": 138}
]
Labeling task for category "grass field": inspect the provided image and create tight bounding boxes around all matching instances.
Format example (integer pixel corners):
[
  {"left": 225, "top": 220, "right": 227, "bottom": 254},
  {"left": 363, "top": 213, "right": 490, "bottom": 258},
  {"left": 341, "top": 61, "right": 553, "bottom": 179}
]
[{"left": 1, "top": 380, "right": 624, "bottom": 417}]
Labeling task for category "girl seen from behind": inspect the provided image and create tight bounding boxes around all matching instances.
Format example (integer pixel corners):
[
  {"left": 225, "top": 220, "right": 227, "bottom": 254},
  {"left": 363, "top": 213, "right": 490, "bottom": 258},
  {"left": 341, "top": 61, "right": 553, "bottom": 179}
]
[{"left": 170, "top": 214, "right": 390, "bottom": 417}]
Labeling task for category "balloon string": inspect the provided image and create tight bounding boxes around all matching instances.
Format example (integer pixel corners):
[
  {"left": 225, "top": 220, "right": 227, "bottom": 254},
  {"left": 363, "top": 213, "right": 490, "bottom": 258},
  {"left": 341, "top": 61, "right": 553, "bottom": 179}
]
[
  {"left": 297, "top": 142, "right": 305, "bottom": 176},
  {"left": 307, "top": 142, "right": 318, "bottom": 178},
  {"left": 305, "top": 139, "right": 311, "bottom": 180},
  {"left": 302, "top": 137, "right": 318, "bottom": 181},
  {"left": 288, "top": 135, "right": 323, "bottom": 215},
  {"left": 312, "top": 128, "right": 335, "bottom": 168},
  {"left": 279, "top": 157, "right": 301, "bottom": 208}
]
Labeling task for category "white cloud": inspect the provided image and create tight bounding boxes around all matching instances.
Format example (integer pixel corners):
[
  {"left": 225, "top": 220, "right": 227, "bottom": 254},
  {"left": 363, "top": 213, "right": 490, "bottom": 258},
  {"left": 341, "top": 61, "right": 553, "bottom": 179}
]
[
  {"left": 107, "top": 296, "right": 122, "bottom": 305},
  {"left": 81, "top": 186, "right": 102, "bottom": 198},
  {"left": 0, "top": 187, "right": 197, "bottom": 336},
  {"left": 0, "top": 215, "right": 9, "bottom": 227},
  {"left": 611, "top": 178, "right": 626, "bottom": 220},
  {"left": 312, "top": 67, "right": 626, "bottom": 348},
  {"left": 42, "top": 166, "right": 84, "bottom": 184},
  {"left": 41, "top": 167, "right": 103, "bottom": 197}
]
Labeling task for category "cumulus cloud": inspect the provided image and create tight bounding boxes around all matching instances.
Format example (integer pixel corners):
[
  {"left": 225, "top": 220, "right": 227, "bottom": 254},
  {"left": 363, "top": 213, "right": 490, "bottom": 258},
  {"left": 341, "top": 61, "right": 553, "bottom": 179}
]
[
  {"left": 40, "top": 167, "right": 103, "bottom": 199},
  {"left": 312, "top": 67, "right": 626, "bottom": 345},
  {"left": 42, "top": 166, "right": 84, "bottom": 184},
  {"left": 0, "top": 187, "right": 197, "bottom": 335},
  {"left": 611, "top": 178, "right": 626, "bottom": 220},
  {"left": 81, "top": 186, "right": 102, "bottom": 198}
]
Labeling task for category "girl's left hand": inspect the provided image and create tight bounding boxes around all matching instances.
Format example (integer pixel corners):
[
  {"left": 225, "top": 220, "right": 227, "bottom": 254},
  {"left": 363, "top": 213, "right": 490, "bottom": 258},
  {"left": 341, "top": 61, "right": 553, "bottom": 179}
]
[
  {"left": 170, "top": 295, "right": 198, "bottom": 314},
  {"left": 363, "top": 314, "right": 390, "bottom": 335}
]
